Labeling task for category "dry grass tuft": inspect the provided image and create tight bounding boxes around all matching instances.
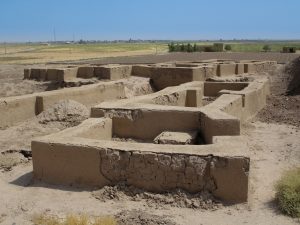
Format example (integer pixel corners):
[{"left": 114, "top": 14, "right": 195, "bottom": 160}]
[
  {"left": 276, "top": 168, "right": 300, "bottom": 218},
  {"left": 32, "top": 213, "right": 117, "bottom": 225}
]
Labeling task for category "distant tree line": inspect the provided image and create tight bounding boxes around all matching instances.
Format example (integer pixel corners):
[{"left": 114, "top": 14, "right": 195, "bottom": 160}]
[
  {"left": 168, "top": 42, "right": 232, "bottom": 53},
  {"left": 168, "top": 43, "right": 199, "bottom": 52}
]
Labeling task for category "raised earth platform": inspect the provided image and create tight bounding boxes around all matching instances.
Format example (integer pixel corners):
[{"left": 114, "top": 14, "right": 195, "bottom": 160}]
[{"left": 0, "top": 59, "right": 274, "bottom": 204}]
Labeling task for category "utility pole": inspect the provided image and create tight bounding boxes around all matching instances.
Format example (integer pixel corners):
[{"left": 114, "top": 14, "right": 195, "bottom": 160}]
[{"left": 53, "top": 28, "right": 56, "bottom": 42}]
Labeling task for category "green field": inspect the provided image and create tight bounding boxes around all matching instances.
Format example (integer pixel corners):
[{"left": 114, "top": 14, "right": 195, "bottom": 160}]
[
  {"left": 227, "top": 42, "right": 300, "bottom": 52},
  {"left": 0, "top": 41, "right": 299, "bottom": 64},
  {"left": 171, "top": 41, "right": 300, "bottom": 52}
]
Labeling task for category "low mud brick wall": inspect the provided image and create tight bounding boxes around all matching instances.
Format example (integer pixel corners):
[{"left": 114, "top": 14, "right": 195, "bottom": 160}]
[
  {"left": 94, "top": 65, "right": 132, "bottom": 80},
  {"left": 216, "top": 63, "right": 236, "bottom": 76},
  {"left": 150, "top": 67, "right": 205, "bottom": 90},
  {"left": 204, "top": 82, "right": 249, "bottom": 97},
  {"left": 0, "top": 94, "right": 38, "bottom": 128},
  {"left": 77, "top": 67, "right": 95, "bottom": 79},
  {"left": 235, "top": 63, "right": 245, "bottom": 74},
  {"left": 32, "top": 136, "right": 249, "bottom": 203},
  {"left": 40, "top": 82, "right": 125, "bottom": 110},
  {"left": 131, "top": 65, "right": 154, "bottom": 78},
  {"left": 0, "top": 81, "right": 126, "bottom": 128},
  {"left": 111, "top": 108, "right": 201, "bottom": 141}
]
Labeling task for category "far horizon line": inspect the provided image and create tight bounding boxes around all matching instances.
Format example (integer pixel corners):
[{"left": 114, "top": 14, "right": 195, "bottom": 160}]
[{"left": 1, "top": 39, "right": 300, "bottom": 44}]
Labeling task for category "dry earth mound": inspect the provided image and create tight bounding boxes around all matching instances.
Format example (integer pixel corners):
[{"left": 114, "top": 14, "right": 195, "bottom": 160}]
[
  {"left": 257, "top": 59, "right": 300, "bottom": 127},
  {"left": 37, "top": 99, "right": 89, "bottom": 127},
  {"left": 284, "top": 57, "right": 300, "bottom": 95}
]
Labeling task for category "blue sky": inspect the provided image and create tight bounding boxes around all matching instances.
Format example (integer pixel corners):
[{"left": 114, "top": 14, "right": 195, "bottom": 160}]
[{"left": 0, "top": 0, "right": 299, "bottom": 42}]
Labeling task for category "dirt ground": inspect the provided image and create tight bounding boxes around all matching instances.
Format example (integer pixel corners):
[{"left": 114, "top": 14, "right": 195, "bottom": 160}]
[
  {"left": 0, "top": 64, "right": 47, "bottom": 97},
  {"left": 72, "top": 52, "right": 300, "bottom": 65},
  {"left": 0, "top": 54, "right": 299, "bottom": 225},
  {"left": 257, "top": 61, "right": 300, "bottom": 127},
  {"left": 0, "top": 64, "right": 80, "bottom": 98}
]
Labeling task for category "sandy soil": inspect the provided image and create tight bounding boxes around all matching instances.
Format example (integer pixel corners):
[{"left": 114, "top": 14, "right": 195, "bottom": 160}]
[{"left": 0, "top": 57, "right": 299, "bottom": 225}]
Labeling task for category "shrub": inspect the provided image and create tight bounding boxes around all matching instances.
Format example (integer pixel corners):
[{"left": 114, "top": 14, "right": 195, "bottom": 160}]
[
  {"left": 275, "top": 168, "right": 300, "bottom": 218},
  {"left": 225, "top": 44, "right": 232, "bottom": 51},
  {"left": 263, "top": 44, "right": 271, "bottom": 52}
]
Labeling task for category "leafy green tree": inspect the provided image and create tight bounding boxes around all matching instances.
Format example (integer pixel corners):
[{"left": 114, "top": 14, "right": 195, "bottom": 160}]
[
  {"left": 193, "top": 43, "right": 197, "bottom": 52},
  {"left": 168, "top": 42, "right": 175, "bottom": 52},
  {"left": 180, "top": 44, "right": 185, "bottom": 52},
  {"left": 263, "top": 45, "right": 271, "bottom": 52},
  {"left": 175, "top": 43, "right": 180, "bottom": 52},
  {"left": 225, "top": 44, "right": 232, "bottom": 51},
  {"left": 187, "top": 43, "right": 193, "bottom": 52}
]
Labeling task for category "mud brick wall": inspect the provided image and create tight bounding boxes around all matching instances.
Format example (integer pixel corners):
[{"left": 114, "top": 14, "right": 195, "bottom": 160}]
[
  {"left": 94, "top": 65, "right": 132, "bottom": 80},
  {"left": 100, "top": 150, "right": 213, "bottom": 193},
  {"left": 244, "top": 61, "right": 277, "bottom": 73},
  {"left": 0, "top": 81, "right": 126, "bottom": 128},
  {"left": 150, "top": 67, "right": 206, "bottom": 90},
  {"left": 216, "top": 63, "right": 236, "bottom": 76},
  {"left": 99, "top": 149, "right": 249, "bottom": 203},
  {"left": 33, "top": 140, "right": 249, "bottom": 203},
  {"left": 77, "top": 67, "right": 95, "bottom": 79},
  {"left": 204, "top": 82, "right": 248, "bottom": 97},
  {"left": 235, "top": 63, "right": 245, "bottom": 74}
]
